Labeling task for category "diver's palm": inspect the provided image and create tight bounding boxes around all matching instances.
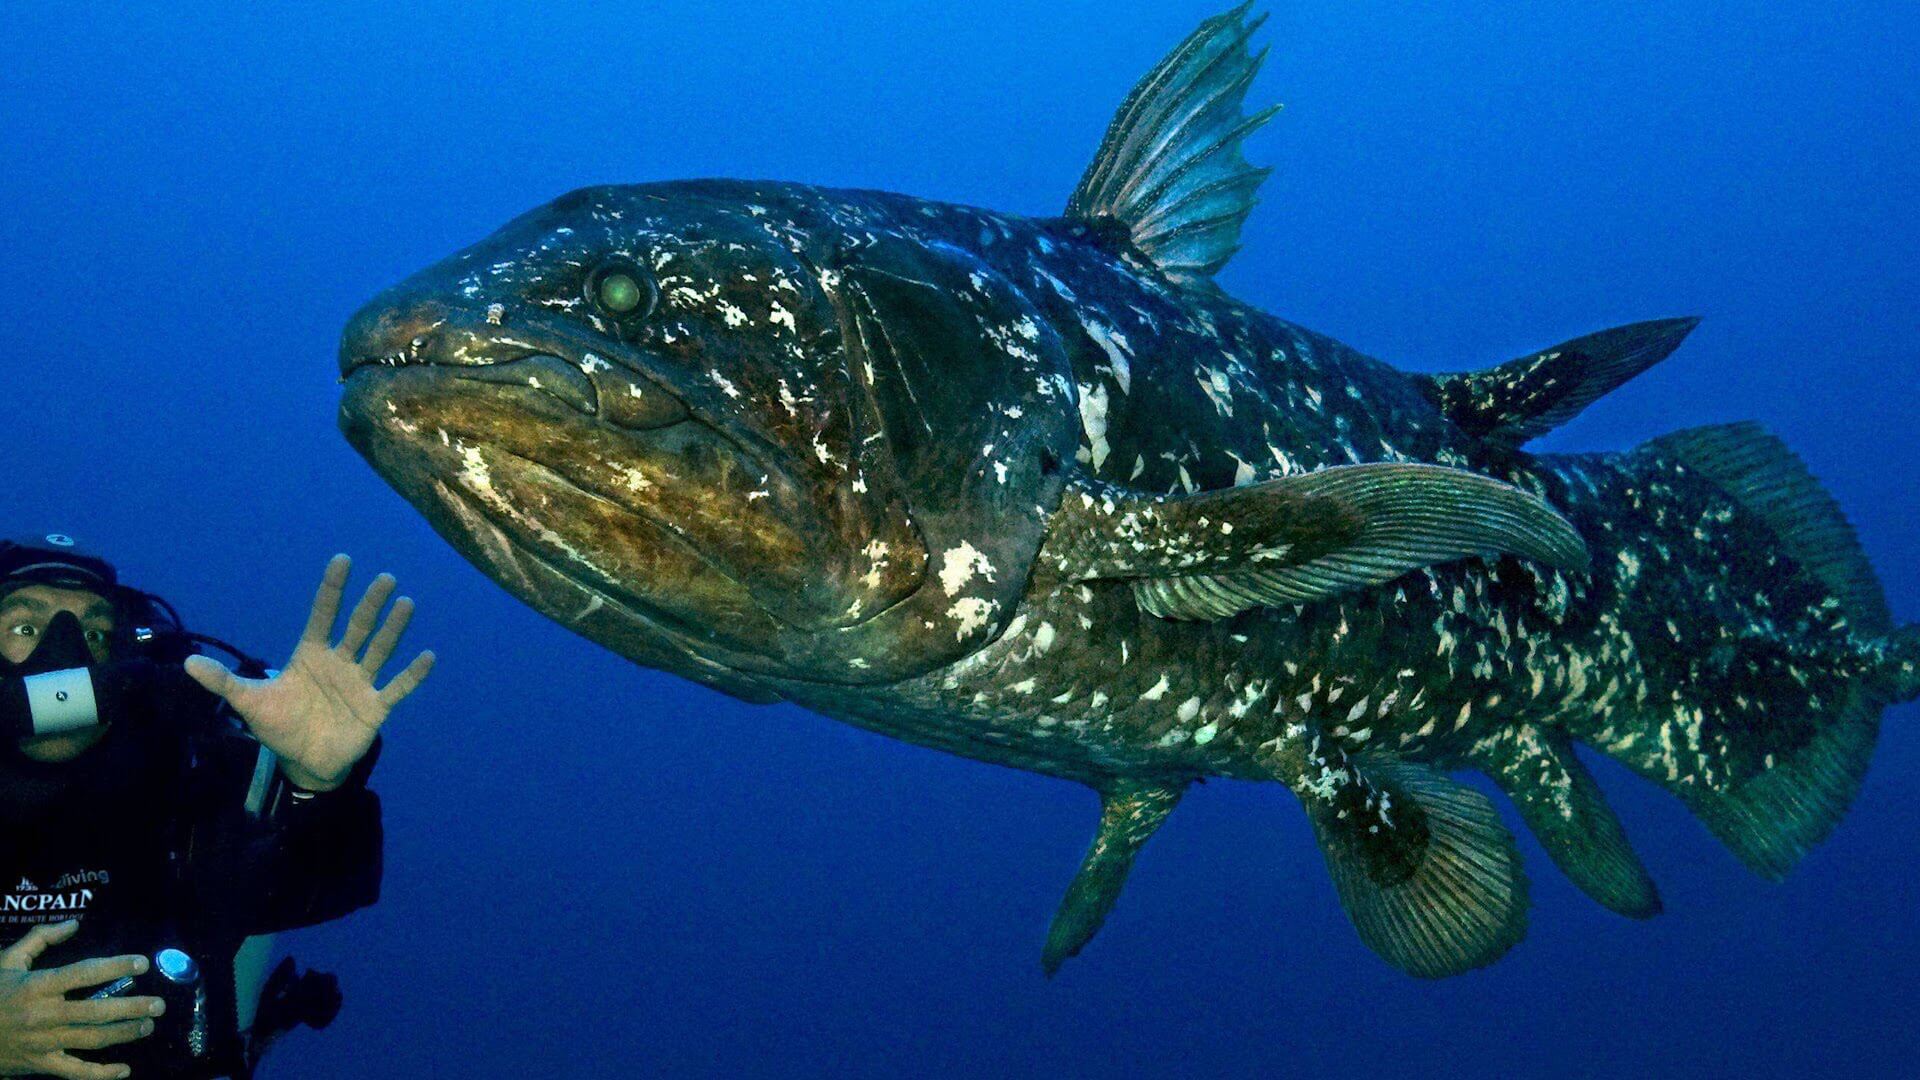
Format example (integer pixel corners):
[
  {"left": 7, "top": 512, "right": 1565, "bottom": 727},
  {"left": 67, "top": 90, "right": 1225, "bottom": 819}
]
[
  {"left": 224, "top": 643, "right": 390, "bottom": 783},
  {"left": 185, "top": 556, "right": 435, "bottom": 790}
]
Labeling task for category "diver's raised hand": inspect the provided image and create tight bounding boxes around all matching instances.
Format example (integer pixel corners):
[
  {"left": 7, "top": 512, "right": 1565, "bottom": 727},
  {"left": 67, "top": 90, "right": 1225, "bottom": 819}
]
[
  {"left": 0, "top": 921, "right": 163, "bottom": 1080},
  {"left": 184, "top": 554, "right": 435, "bottom": 792}
]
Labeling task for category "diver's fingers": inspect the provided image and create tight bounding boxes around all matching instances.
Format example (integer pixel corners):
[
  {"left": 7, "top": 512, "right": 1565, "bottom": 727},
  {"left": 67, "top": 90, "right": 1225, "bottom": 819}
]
[
  {"left": 53, "top": 1019, "right": 154, "bottom": 1051},
  {"left": 376, "top": 651, "right": 437, "bottom": 709},
  {"left": 337, "top": 573, "right": 398, "bottom": 656},
  {"left": 37, "top": 1051, "right": 131, "bottom": 1080},
  {"left": 57, "top": 995, "right": 164, "bottom": 1025},
  {"left": 1, "top": 919, "right": 79, "bottom": 970},
  {"left": 183, "top": 655, "right": 245, "bottom": 705},
  {"left": 34, "top": 954, "right": 149, "bottom": 996},
  {"left": 359, "top": 596, "right": 415, "bottom": 673},
  {"left": 300, "top": 554, "right": 354, "bottom": 645}
]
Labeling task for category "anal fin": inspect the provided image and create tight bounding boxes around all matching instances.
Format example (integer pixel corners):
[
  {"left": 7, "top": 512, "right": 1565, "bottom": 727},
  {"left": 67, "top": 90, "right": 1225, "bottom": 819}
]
[
  {"left": 1300, "top": 757, "right": 1529, "bottom": 978},
  {"left": 1043, "top": 779, "right": 1185, "bottom": 975},
  {"left": 1479, "top": 725, "right": 1661, "bottom": 918}
]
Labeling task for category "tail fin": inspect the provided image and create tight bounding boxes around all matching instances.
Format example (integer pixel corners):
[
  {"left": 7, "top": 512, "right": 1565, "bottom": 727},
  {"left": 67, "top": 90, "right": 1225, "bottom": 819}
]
[
  {"left": 1641, "top": 423, "right": 1893, "bottom": 879},
  {"left": 1687, "top": 683, "right": 1881, "bottom": 880},
  {"left": 1650, "top": 422, "right": 1891, "bottom": 633},
  {"left": 1886, "top": 624, "right": 1920, "bottom": 704}
]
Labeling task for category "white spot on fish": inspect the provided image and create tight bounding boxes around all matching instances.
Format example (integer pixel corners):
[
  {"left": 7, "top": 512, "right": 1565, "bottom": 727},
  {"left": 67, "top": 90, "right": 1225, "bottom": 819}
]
[
  {"left": 1081, "top": 319, "right": 1134, "bottom": 394},
  {"left": 947, "top": 597, "right": 997, "bottom": 639},
  {"left": 1077, "top": 383, "right": 1111, "bottom": 471},
  {"left": 938, "top": 541, "right": 997, "bottom": 596}
]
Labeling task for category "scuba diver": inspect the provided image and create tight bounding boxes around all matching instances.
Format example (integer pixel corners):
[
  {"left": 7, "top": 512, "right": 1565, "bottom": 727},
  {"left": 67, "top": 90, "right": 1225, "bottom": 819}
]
[{"left": 0, "top": 535, "right": 435, "bottom": 1079}]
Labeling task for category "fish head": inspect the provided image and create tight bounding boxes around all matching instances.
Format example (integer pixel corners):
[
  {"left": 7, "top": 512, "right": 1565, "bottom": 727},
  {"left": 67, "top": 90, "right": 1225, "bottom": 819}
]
[{"left": 340, "top": 182, "right": 1079, "bottom": 696}]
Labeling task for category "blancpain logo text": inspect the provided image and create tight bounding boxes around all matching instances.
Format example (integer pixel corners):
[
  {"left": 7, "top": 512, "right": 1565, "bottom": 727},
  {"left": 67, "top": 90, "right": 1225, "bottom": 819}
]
[
  {"left": 0, "top": 889, "right": 93, "bottom": 912},
  {"left": 3, "top": 869, "right": 108, "bottom": 923}
]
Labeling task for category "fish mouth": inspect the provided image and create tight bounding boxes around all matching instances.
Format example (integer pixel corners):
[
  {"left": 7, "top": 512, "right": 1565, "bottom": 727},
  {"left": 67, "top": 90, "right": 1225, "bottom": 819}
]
[
  {"left": 342, "top": 341, "right": 692, "bottom": 431},
  {"left": 421, "top": 462, "right": 785, "bottom": 703},
  {"left": 339, "top": 367, "right": 794, "bottom": 668},
  {"left": 426, "top": 453, "right": 740, "bottom": 644},
  {"left": 336, "top": 323, "right": 866, "bottom": 659},
  {"left": 436, "top": 352, "right": 598, "bottom": 417}
]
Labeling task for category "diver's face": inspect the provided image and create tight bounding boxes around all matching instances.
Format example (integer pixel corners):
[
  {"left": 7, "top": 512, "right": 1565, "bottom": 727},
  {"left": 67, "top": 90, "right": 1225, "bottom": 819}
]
[{"left": 3, "top": 584, "right": 116, "bottom": 762}]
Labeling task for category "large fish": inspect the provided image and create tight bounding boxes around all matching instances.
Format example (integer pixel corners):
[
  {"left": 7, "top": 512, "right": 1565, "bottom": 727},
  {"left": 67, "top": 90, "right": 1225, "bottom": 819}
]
[{"left": 337, "top": 6, "right": 1920, "bottom": 976}]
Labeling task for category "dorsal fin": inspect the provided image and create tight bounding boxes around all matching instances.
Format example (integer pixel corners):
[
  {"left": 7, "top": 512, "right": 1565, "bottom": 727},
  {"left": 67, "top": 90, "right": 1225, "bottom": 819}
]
[
  {"left": 1419, "top": 318, "right": 1701, "bottom": 444},
  {"left": 1066, "top": 3, "right": 1279, "bottom": 283}
]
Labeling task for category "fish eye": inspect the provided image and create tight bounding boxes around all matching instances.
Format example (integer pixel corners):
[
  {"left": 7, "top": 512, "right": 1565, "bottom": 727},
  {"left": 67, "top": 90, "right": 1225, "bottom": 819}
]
[
  {"left": 586, "top": 262, "right": 657, "bottom": 319},
  {"left": 599, "top": 274, "right": 644, "bottom": 313}
]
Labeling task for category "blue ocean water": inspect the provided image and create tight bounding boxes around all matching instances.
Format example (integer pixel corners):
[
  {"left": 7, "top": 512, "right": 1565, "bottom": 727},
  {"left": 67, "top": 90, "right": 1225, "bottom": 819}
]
[{"left": 4, "top": 1, "right": 1917, "bottom": 1076}]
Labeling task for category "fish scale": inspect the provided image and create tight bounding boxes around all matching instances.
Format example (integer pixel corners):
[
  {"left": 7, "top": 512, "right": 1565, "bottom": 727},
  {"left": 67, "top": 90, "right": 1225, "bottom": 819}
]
[{"left": 338, "top": 5, "right": 1919, "bottom": 979}]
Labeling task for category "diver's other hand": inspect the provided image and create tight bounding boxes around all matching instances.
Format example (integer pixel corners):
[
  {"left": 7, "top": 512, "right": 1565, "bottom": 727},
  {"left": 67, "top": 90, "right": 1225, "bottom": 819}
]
[
  {"left": 184, "top": 554, "right": 436, "bottom": 792},
  {"left": 0, "top": 921, "right": 164, "bottom": 1080}
]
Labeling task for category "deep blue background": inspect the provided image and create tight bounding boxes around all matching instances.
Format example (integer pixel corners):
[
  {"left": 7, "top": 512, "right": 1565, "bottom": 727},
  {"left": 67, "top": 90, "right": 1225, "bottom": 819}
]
[{"left": 4, "top": 2, "right": 1917, "bottom": 1076}]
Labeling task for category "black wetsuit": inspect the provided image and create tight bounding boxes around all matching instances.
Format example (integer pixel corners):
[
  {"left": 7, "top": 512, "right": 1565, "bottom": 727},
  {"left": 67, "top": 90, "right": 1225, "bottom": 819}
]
[{"left": 0, "top": 669, "right": 381, "bottom": 1079}]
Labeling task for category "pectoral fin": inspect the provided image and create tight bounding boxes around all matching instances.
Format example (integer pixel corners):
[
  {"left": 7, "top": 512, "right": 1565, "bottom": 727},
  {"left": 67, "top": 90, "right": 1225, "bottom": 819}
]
[
  {"left": 1045, "top": 462, "right": 1588, "bottom": 621},
  {"left": 1043, "top": 779, "right": 1186, "bottom": 975}
]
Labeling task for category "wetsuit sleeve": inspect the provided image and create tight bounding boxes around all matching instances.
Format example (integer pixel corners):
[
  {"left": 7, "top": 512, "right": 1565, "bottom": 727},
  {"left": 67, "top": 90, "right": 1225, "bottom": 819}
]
[{"left": 180, "top": 732, "right": 385, "bottom": 937}]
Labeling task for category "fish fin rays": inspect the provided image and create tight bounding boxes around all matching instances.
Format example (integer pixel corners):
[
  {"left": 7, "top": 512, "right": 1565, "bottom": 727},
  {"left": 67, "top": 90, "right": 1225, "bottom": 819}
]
[
  {"left": 1042, "top": 779, "right": 1185, "bottom": 975},
  {"left": 1642, "top": 422, "right": 1892, "bottom": 634},
  {"left": 1066, "top": 3, "right": 1278, "bottom": 284},
  {"left": 1419, "top": 318, "right": 1700, "bottom": 444},
  {"left": 1479, "top": 726, "right": 1661, "bottom": 918},
  {"left": 1683, "top": 682, "right": 1882, "bottom": 881},
  {"left": 1306, "top": 758, "right": 1529, "bottom": 978},
  {"left": 1046, "top": 464, "right": 1588, "bottom": 621},
  {"left": 1570, "top": 422, "right": 1891, "bottom": 881},
  {"left": 1888, "top": 624, "right": 1920, "bottom": 703}
]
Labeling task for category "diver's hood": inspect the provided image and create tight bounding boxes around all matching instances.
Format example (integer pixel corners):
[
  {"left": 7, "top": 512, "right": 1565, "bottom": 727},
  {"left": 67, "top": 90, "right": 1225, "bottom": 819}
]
[{"left": 0, "top": 534, "right": 119, "bottom": 594}]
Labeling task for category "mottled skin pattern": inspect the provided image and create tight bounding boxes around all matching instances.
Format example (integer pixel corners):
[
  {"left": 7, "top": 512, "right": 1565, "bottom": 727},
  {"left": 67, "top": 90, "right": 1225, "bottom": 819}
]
[
  {"left": 336, "top": 0, "right": 1920, "bottom": 973},
  {"left": 705, "top": 186, "right": 1890, "bottom": 808},
  {"left": 339, "top": 177, "right": 1914, "bottom": 971}
]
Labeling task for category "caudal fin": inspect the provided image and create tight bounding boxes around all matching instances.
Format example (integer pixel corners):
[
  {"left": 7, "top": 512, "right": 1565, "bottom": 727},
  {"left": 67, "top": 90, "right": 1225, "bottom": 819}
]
[
  {"left": 1887, "top": 625, "right": 1920, "bottom": 703},
  {"left": 1648, "top": 422, "right": 1892, "bottom": 634},
  {"left": 1640, "top": 423, "right": 1893, "bottom": 879},
  {"left": 1688, "top": 684, "right": 1881, "bottom": 880}
]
